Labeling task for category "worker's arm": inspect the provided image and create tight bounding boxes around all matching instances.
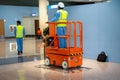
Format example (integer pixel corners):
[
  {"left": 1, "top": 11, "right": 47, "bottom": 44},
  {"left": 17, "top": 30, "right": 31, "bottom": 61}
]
[
  {"left": 23, "top": 28, "right": 25, "bottom": 36},
  {"left": 50, "top": 10, "right": 60, "bottom": 22},
  {"left": 14, "top": 27, "right": 16, "bottom": 36}
]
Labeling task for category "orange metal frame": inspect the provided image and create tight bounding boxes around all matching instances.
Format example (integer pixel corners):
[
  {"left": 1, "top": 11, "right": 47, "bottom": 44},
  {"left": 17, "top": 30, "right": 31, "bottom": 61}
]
[{"left": 45, "top": 21, "right": 83, "bottom": 68}]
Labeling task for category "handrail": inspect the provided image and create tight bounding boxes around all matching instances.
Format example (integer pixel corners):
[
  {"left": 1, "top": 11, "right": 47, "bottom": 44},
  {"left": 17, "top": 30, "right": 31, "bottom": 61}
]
[{"left": 46, "top": 21, "right": 83, "bottom": 49}]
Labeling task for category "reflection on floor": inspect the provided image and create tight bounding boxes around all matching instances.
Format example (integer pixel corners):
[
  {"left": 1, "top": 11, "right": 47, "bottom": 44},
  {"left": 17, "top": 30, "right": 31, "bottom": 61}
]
[
  {"left": 0, "top": 38, "right": 42, "bottom": 65},
  {"left": 0, "top": 59, "right": 120, "bottom": 80},
  {"left": 0, "top": 55, "right": 40, "bottom": 65},
  {"left": 0, "top": 38, "right": 120, "bottom": 80}
]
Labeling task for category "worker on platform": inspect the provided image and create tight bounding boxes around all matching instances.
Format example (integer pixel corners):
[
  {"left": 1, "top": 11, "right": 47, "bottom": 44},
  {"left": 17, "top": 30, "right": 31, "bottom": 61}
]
[{"left": 50, "top": 2, "right": 68, "bottom": 48}]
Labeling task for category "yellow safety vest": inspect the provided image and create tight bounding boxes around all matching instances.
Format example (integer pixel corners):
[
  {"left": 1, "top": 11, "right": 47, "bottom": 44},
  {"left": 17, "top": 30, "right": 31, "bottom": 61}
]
[
  {"left": 16, "top": 25, "right": 23, "bottom": 38},
  {"left": 57, "top": 9, "right": 68, "bottom": 27}
]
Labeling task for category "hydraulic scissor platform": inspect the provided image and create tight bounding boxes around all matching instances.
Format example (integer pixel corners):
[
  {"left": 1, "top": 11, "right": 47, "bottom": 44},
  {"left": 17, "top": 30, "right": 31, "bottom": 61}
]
[{"left": 45, "top": 21, "right": 83, "bottom": 69}]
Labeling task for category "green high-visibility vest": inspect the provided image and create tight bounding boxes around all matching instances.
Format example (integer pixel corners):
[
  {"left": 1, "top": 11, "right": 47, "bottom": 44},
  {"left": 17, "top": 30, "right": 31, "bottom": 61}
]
[
  {"left": 57, "top": 9, "right": 68, "bottom": 27},
  {"left": 16, "top": 25, "right": 23, "bottom": 38}
]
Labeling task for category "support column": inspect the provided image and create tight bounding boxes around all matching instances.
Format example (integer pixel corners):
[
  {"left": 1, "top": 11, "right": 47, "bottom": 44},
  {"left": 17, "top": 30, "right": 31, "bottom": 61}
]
[{"left": 39, "top": 0, "right": 49, "bottom": 32}]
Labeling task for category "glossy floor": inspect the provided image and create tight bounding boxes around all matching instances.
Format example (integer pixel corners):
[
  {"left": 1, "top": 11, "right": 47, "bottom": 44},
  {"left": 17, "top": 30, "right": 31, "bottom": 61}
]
[
  {"left": 0, "top": 59, "right": 120, "bottom": 80},
  {"left": 0, "top": 38, "right": 42, "bottom": 65},
  {"left": 0, "top": 38, "right": 120, "bottom": 80}
]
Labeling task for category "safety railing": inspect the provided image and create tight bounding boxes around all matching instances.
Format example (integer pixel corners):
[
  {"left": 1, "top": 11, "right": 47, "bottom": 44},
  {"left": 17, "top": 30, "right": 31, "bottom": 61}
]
[{"left": 46, "top": 21, "right": 83, "bottom": 49}]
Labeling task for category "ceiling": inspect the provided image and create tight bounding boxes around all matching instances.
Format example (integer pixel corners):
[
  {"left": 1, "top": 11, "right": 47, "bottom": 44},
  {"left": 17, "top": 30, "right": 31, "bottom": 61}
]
[
  {"left": 0, "top": 0, "right": 109, "bottom": 7},
  {"left": 0, "top": 0, "right": 38, "bottom": 6}
]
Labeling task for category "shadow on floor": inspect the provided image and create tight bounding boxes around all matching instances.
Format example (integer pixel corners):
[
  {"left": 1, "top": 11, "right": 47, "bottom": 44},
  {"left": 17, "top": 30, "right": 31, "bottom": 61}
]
[{"left": 0, "top": 55, "right": 40, "bottom": 65}]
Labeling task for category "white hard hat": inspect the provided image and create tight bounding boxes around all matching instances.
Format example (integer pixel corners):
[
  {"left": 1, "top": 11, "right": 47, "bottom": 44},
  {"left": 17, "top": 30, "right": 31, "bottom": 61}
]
[{"left": 58, "top": 2, "right": 64, "bottom": 8}]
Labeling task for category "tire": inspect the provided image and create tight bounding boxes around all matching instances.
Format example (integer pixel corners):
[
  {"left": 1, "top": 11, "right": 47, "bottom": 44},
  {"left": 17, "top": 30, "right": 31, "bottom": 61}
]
[
  {"left": 45, "top": 58, "right": 50, "bottom": 66},
  {"left": 62, "top": 61, "right": 68, "bottom": 69}
]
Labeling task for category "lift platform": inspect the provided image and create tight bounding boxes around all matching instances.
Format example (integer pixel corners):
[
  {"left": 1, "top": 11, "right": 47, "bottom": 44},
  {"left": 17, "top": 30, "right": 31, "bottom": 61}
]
[{"left": 45, "top": 21, "right": 83, "bottom": 69}]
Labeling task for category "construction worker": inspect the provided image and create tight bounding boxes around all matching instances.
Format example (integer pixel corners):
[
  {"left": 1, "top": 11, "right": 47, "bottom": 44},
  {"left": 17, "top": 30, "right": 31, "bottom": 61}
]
[
  {"left": 14, "top": 21, "right": 25, "bottom": 56},
  {"left": 37, "top": 27, "right": 42, "bottom": 39},
  {"left": 51, "top": 2, "right": 68, "bottom": 48}
]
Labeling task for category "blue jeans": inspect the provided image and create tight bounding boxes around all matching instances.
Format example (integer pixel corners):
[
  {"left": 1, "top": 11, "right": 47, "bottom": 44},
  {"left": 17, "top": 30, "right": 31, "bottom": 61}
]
[
  {"left": 57, "top": 27, "right": 66, "bottom": 48},
  {"left": 16, "top": 38, "right": 23, "bottom": 52}
]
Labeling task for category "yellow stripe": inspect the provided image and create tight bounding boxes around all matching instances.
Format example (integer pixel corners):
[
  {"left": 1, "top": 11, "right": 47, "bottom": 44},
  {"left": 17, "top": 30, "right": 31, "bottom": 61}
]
[{"left": 70, "top": 52, "right": 83, "bottom": 56}]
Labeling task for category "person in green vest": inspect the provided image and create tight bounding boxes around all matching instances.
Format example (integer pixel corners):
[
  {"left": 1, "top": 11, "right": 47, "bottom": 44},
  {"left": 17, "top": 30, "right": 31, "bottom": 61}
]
[
  {"left": 14, "top": 21, "right": 25, "bottom": 56},
  {"left": 50, "top": 2, "right": 68, "bottom": 48}
]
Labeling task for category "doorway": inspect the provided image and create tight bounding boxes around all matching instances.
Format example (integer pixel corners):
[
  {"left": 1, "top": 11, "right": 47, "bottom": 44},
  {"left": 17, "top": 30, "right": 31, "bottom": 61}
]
[
  {"left": 0, "top": 19, "right": 5, "bottom": 38},
  {"left": 34, "top": 20, "right": 39, "bottom": 37}
]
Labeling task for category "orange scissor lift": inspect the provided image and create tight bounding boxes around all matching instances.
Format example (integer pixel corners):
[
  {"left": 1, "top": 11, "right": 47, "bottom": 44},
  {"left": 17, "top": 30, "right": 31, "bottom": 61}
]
[{"left": 45, "top": 21, "right": 83, "bottom": 69}]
